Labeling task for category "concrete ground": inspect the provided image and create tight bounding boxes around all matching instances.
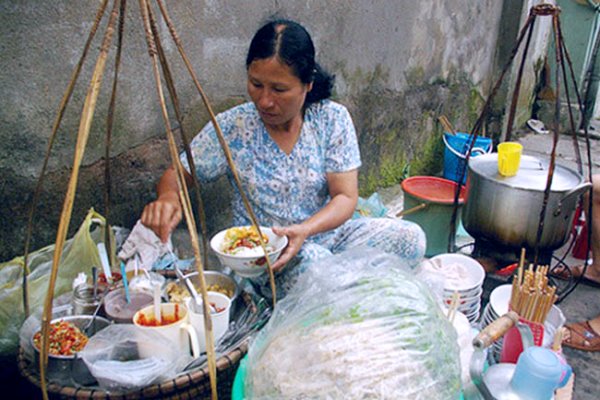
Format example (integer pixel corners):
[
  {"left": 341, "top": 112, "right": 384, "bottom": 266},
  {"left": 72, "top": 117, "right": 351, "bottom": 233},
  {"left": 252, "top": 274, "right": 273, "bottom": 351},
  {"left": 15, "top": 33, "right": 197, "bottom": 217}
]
[{"left": 381, "top": 126, "right": 600, "bottom": 399}]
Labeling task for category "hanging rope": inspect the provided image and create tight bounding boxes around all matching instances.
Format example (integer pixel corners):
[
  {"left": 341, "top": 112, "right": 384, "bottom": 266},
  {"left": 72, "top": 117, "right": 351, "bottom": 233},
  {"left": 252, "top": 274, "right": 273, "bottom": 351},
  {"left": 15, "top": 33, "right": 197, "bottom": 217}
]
[
  {"left": 446, "top": 3, "right": 594, "bottom": 302},
  {"left": 38, "top": 2, "right": 121, "bottom": 399},
  {"left": 103, "top": 0, "right": 127, "bottom": 267},
  {"left": 553, "top": 16, "right": 596, "bottom": 301},
  {"left": 447, "top": 9, "right": 537, "bottom": 252},
  {"left": 155, "top": 0, "right": 278, "bottom": 307},
  {"left": 139, "top": 1, "right": 220, "bottom": 398},
  {"left": 22, "top": 0, "right": 109, "bottom": 320},
  {"left": 146, "top": 3, "right": 210, "bottom": 273}
]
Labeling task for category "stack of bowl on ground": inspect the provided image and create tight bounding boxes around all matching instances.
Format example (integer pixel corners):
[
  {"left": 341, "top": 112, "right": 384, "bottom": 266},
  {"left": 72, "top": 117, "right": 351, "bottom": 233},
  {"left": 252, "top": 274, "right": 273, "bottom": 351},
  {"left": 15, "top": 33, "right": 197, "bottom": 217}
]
[{"left": 424, "top": 253, "right": 486, "bottom": 325}]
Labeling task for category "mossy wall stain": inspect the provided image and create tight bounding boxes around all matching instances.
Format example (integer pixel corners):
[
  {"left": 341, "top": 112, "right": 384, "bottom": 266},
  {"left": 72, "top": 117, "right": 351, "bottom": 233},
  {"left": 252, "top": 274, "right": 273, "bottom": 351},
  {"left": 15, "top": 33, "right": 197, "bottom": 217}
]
[{"left": 343, "top": 65, "right": 487, "bottom": 197}]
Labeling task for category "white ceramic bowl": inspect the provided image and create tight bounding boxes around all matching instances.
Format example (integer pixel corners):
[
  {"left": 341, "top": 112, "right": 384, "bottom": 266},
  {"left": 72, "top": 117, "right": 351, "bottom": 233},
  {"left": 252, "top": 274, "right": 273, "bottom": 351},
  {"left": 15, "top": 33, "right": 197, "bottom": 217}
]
[
  {"left": 489, "top": 284, "right": 512, "bottom": 316},
  {"left": 210, "top": 226, "right": 288, "bottom": 278},
  {"left": 430, "top": 253, "right": 485, "bottom": 291}
]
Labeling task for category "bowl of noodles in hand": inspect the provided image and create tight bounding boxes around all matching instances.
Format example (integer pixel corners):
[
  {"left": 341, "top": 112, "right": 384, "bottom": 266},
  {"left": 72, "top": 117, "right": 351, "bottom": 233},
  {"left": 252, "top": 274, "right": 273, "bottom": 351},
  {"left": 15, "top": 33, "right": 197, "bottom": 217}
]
[{"left": 210, "top": 226, "right": 288, "bottom": 278}]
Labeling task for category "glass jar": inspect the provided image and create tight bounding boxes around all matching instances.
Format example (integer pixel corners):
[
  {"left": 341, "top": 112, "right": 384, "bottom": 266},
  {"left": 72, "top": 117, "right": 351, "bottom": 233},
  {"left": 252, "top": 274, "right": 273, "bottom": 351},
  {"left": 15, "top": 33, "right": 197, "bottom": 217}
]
[{"left": 72, "top": 283, "right": 102, "bottom": 315}]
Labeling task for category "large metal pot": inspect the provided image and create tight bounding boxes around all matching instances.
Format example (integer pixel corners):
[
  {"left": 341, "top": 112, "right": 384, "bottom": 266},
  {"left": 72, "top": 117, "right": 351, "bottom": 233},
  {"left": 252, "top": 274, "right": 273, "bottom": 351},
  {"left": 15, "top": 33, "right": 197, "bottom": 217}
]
[{"left": 463, "top": 154, "right": 591, "bottom": 250}]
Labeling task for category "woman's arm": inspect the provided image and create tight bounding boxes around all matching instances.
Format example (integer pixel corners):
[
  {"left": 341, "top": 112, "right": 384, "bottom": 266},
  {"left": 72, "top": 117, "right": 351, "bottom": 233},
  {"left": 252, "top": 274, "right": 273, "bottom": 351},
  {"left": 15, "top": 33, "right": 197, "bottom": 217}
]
[
  {"left": 271, "top": 169, "right": 358, "bottom": 271},
  {"left": 141, "top": 166, "right": 193, "bottom": 242}
]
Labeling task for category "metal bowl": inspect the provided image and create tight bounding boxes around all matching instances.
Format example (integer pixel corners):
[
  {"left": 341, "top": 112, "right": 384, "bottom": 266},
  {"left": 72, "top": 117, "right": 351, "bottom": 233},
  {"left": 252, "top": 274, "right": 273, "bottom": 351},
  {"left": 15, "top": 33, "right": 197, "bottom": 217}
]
[
  {"left": 31, "top": 315, "right": 110, "bottom": 385},
  {"left": 170, "top": 270, "right": 241, "bottom": 318}
]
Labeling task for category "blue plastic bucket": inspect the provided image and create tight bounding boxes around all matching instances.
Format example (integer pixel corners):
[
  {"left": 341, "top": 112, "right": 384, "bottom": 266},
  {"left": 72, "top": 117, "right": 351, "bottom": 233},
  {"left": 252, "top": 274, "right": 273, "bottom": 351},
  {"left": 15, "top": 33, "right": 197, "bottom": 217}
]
[{"left": 443, "top": 132, "right": 492, "bottom": 184}]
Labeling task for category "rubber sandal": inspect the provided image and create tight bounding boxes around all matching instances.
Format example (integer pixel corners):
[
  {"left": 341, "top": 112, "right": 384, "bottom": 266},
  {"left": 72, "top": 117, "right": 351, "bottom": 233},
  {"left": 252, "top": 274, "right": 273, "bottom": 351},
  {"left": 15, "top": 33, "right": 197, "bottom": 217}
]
[
  {"left": 526, "top": 119, "right": 550, "bottom": 135},
  {"left": 549, "top": 265, "right": 600, "bottom": 288},
  {"left": 563, "top": 320, "right": 600, "bottom": 352}
]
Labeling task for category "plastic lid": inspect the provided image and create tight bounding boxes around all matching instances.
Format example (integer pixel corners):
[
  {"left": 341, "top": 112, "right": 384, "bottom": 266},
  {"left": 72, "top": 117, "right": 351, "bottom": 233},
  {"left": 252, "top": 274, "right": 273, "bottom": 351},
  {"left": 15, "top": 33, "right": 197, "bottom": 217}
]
[{"left": 401, "top": 176, "right": 465, "bottom": 204}]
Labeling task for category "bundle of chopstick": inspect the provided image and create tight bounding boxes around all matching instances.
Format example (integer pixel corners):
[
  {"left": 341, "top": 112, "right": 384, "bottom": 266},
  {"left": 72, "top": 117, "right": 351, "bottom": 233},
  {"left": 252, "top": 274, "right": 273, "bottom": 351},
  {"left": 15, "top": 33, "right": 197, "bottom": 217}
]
[{"left": 510, "top": 262, "right": 557, "bottom": 324}]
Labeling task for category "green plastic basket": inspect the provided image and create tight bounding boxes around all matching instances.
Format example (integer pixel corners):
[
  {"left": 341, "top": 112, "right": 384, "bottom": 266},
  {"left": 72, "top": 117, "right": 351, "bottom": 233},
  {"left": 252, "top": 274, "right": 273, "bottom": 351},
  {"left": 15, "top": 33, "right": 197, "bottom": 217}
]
[{"left": 231, "top": 355, "right": 247, "bottom": 400}]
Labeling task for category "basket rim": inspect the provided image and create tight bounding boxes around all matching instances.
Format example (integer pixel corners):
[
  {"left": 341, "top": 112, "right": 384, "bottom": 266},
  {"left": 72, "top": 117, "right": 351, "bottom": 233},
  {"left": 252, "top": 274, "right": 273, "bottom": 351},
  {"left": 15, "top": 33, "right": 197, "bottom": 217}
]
[{"left": 18, "top": 341, "right": 248, "bottom": 398}]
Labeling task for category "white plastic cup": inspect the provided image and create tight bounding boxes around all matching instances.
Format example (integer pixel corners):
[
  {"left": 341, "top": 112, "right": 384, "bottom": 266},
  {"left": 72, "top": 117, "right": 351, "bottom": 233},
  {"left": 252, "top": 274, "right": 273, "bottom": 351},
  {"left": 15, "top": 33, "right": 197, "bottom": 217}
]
[
  {"left": 133, "top": 302, "right": 199, "bottom": 358},
  {"left": 185, "top": 292, "right": 231, "bottom": 354}
]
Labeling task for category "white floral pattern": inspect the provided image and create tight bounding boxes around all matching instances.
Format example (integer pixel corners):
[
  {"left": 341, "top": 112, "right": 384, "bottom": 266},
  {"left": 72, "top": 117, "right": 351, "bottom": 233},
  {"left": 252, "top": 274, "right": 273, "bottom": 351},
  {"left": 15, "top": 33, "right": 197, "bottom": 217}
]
[
  {"left": 181, "top": 100, "right": 361, "bottom": 228},
  {"left": 181, "top": 100, "right": 426, "bottom": 298}
]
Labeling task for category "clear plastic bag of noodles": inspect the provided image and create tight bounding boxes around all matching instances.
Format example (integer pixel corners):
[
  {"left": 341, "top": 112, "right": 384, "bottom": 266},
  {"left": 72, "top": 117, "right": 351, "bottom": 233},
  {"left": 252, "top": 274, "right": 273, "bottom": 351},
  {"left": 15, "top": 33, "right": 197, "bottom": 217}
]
[{"left": 244, "top": 248, "right": 461, "bottom": 400}]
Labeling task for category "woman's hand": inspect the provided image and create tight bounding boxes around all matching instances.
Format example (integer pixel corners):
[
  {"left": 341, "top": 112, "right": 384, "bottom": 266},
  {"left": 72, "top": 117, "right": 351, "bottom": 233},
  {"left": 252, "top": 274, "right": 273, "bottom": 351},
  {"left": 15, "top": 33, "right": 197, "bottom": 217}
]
[
  {"left": 270, "top": 224, "right": 310, "bottom": 272},
  {"left": 267, "top": 170, "right": 358, "bottom": 273},
  {"left": 141, "top": 191, "right": 182, "bottom": 243},
  {"left": 140, "top": 166, "right": 190, "bottom": 243}
]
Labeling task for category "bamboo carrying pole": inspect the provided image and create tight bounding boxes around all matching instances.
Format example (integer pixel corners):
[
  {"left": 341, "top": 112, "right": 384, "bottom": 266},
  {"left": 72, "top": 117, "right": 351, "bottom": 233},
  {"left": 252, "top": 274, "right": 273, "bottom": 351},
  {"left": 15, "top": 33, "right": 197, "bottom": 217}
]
[{"left": 137, "top": 1, "right": 222, "bottom": 397}]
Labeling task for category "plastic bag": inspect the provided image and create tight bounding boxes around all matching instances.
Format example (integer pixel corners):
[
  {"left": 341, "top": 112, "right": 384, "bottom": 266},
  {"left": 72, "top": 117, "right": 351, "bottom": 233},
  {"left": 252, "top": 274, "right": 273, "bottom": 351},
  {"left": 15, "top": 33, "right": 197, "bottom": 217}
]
[
  {"left": 352, "top": 192, "right": 388, "bottom": 218},
  {"left": 19, "top": 293, "right": 73, "bottom": 366},
  {"left": 244, "top": 249, "right": 461, "bottom": 400},
  {"left": 80, "top": 324, "right": 190, "bottom": 391},
  {"left": 0, "top": 208, "right": 114, "bottom": 356}
]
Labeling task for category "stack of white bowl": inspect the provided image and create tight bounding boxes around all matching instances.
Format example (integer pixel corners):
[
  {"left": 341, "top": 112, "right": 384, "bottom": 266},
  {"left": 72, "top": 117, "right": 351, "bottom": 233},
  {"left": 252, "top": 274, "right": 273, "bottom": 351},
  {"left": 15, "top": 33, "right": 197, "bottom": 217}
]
[
  {"left": 480, "top": 284, "right": 512, "bottom": 362},
  {"left": 480, "top": 284, "right": 566, "bottom": 364},
  {"left": 429, "top": 253, "right": 486, "bottom": 325}
]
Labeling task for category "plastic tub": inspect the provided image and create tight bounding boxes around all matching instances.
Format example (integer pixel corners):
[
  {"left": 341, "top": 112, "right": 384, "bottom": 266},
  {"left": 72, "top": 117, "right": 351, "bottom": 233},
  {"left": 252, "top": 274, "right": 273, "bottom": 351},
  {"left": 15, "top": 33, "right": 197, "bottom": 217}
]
[
  {"left": 102, "top": 288, "right": 153, "bottom": 324},
  {"left": 401, "top": 176, "right": 466, "bottom": 256}
]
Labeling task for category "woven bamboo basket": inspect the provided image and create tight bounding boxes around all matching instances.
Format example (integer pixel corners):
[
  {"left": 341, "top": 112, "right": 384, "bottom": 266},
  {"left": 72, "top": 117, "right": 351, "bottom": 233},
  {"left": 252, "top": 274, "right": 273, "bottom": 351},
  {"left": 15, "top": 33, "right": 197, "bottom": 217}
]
[
  {"left": 18, "top": 342, "right": 247, "bottom": 400},
  {"left": 18, "top": 279, "right": 262, "bottom": 399}
]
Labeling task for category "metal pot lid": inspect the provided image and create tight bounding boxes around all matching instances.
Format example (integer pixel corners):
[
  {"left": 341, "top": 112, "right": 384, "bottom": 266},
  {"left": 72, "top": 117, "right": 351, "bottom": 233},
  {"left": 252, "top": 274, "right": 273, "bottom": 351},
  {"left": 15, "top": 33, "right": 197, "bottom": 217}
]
[{"left": 468, "top": 153, "right": 583, "bottom": 191}]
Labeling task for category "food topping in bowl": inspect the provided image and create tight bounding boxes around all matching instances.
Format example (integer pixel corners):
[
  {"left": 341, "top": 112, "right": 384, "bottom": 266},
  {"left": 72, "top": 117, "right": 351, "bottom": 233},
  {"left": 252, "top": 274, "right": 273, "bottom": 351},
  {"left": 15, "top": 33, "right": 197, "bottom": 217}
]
[
  {"left": 221, "top": 226, "right": 274, "bottom": 256},
  {"left": 33, "top": 320, "right": 89, "bottom": 356},
  {"left": 166, "top": 281, "right": 234, "bottom": 303},
  {"left": 209, "top": 302, "right": 227, "bottom": 314},
  {"left": 137, "top": 304, "right": 184, "bottom": 327},
  {"left": 207, "top": 283, "right": 234, "bottom": 298}
]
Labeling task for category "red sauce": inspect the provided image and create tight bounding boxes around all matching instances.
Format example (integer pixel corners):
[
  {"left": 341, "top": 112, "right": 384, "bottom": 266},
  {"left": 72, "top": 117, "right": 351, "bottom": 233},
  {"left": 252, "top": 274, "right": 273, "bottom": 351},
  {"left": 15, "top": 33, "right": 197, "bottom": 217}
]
[{"left": 137, "top": 304, "right": 183, "bottom": 327}]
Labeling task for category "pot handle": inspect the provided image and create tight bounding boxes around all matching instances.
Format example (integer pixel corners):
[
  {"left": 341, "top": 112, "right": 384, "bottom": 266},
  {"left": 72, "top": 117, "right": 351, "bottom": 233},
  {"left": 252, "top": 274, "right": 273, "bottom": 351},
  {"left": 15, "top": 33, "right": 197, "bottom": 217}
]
[
  {"left": 561, "top": 182, "right": 592, "bottom": 202},
  {"left": 554, "top": 182, "right": 592, "bottom": 216}
]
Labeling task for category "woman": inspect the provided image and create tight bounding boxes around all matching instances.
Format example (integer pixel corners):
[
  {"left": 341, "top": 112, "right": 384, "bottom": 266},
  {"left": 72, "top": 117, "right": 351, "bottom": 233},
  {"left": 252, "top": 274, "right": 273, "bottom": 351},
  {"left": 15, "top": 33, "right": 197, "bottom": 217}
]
[{"left": 141, "top": 19, "right": 425, "bottom": 298}]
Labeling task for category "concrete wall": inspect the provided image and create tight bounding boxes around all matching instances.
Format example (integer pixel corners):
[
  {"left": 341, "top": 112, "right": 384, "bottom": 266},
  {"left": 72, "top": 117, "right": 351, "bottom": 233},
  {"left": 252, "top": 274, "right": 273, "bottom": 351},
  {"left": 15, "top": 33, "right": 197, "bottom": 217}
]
[
  {"left": 0, "top": 0, "right": 522, "bottom": 261},
  {"left": 501, "top": 0, "right": 555, "bottom": 140}
]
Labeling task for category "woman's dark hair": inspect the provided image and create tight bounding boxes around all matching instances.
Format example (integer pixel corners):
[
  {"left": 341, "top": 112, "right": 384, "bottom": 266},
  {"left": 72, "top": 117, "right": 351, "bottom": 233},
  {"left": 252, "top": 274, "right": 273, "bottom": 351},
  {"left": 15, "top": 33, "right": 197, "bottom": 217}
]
[{"left": 246, "top": 19, "right": 334, "bottom": 105}]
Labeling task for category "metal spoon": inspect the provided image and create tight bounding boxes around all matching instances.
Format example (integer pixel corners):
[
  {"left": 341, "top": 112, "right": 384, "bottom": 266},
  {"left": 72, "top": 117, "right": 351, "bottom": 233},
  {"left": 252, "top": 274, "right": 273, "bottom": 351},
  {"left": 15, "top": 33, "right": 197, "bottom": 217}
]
[
  {"left": 92, "top": 266, "right": 98, "bottom": 300},
  {"left": 82, "top": 293, "right": 106, "bottom": 336},
  {"left": 174, "top": 266, "right": 216, "bottom": 314}
]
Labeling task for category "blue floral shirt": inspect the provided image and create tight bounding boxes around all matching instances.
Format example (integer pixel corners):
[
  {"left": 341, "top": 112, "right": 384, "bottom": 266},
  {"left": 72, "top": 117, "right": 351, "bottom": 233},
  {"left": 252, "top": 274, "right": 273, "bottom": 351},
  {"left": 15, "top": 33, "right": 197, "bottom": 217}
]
[{"left": 181, "top": 100, "right": 361, "bottom": 228}]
